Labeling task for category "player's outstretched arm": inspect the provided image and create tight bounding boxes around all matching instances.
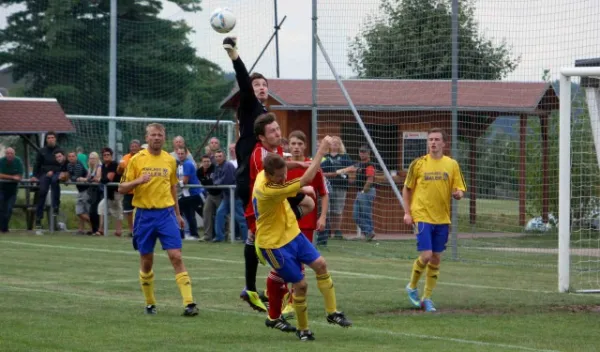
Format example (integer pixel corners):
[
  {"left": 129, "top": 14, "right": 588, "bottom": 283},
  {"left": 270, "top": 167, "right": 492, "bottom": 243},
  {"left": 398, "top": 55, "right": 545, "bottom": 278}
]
[
  {"left": 299, "top": 136, "right": 332, "bottom": 187},
  {"left": 223, "top": 37, "right": 252, "bottom": 94}
]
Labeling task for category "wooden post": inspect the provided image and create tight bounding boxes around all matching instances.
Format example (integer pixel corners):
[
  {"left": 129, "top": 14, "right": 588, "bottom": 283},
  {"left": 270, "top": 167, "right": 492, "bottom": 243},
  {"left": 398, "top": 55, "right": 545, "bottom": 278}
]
[
  {"left": 469, "top": 135, "right": 477, "bottom": 224},
  {"left": 540, "top": 114, "right": 549, "bottom": 223},
  {"left": 519, "top": 114, "right": 527, "bottom": 226}
]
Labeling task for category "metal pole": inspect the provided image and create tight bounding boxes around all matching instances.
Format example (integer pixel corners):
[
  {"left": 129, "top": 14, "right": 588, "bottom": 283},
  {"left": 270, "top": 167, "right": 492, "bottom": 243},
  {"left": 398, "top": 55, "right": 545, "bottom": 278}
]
[
  {"left": 450, "top": 0, "right": 459, "bottom": 261},
  {"left": 108, "top": 0, "right": 117, "bottom": 152},
  {"left": 558, "top": 72, "right": 571, "bottom": 293},
  {"left": 311, "top": 0, "right": 318, "bottom": 156},
  {"left": 274, "top": 0, "right": 280, "bottom": 78},
  {"left": 229, "top": 188, "right": 236, "bottom": 243},
  {"left": 249, "top": 16, "right": 287, "bottom": 74},
  {"left": 226, "top": 124, "right": 233, "bottom": 160},
  {"left": 315, "top": 35, "right": 405, "bottom": 211},
  {"left": 103, "top": 184, "right": 109, "bottom": 236}
]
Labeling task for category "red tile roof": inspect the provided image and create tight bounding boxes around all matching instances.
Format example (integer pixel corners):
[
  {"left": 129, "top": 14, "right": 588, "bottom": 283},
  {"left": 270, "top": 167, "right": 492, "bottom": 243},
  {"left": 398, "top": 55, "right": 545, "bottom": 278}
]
[
  {"left": 0, "top": 98, "right": 75, "bottom": 134},
  {"left": 221, "top": 79, "right": 558, "bottom": 113}
]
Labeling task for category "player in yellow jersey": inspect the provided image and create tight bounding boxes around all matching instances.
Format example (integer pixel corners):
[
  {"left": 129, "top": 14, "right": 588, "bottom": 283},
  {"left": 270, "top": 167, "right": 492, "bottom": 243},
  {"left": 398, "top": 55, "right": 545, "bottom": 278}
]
[
  {"left": 118, "top": 123, "right": 199, "bottom": 317},
  {"left": 253, "top": 136, "right": 352, "bottom": 341},
  {"left": 402, "top": 128, "right": 467, "bottom": 312}
]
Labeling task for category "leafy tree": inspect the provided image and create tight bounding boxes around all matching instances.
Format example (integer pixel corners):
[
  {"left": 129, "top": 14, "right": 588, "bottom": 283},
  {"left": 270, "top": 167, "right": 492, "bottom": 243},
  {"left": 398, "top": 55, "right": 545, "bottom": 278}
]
[
  {"left": 0, "top": 0, "right": 231, "bottom": 119},
  {"left": 348, "top": 0, "right": 519, "bottom": 79}
]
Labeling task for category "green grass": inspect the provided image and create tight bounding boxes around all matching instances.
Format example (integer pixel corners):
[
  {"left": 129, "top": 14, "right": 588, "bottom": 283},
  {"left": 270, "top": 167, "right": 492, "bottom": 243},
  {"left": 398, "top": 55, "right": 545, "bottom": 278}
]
[{"left": 1, "top": 233, "right": 599, "bottom": 352}]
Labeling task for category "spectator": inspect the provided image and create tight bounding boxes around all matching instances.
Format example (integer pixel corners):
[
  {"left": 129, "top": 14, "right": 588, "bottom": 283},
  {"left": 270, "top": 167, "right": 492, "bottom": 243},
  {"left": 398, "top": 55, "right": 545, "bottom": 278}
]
[
  {"left": 76, "top": 146, "right": 89, "bottom": 170},
  {"left": 208, "top": 137, "right": 221, "bottom": 156},
  {"left": 228, "top": 143, "right": 238, "bottom": 168},
  {"left": 320, "top": 136, "right": 354, "bottom": 239},
  {"left": 170, "top": 136, "right": 194, "bottom": 161},
  {"left": 214, "top": 149, "right": 246, "bottom": 242},
  {"left": 0, "top": 147, "right": 24, "bottom": 233},
  {"left": 86, "top": 152, "right": 103, "bottom": 235},
  {"left": 336, "top": 145, "right": 376, "bottom": 241},
  {"left": 117, "top": 139, "right": 141, "bottom": 237},
  {"left": 96, "top": 147, "right": 123, "bottom": 236},
  {"left": 30, "top": 132, "right": 62, "bottom": 229},
  {"left": 66, "top": 151, "right": 91, "bottom": 235},
  {"left": 176, "top": 147, "right": 203, "bottom": 240},
  {"left": 197, "top": 154, "right": 221, "bottom": 242}
]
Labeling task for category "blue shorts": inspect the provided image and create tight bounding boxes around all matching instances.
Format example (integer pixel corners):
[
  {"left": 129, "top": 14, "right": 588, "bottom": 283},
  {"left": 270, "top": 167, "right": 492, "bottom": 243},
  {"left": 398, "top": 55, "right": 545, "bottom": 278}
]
[
  {"left": 415, "top": 222, "right": 449, "bottom": 253},
  {"left": 260, "top": 233, "right": 320, "bottom": 283},
  {"left": 133, "top": 207, "right": 182, "bottom": 255}
]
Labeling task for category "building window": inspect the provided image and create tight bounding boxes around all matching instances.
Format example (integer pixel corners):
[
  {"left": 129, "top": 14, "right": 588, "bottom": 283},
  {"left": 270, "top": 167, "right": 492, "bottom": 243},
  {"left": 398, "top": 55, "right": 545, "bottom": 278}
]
[{"left": 341, "top": 121, "right": 399, "bottom": 171}]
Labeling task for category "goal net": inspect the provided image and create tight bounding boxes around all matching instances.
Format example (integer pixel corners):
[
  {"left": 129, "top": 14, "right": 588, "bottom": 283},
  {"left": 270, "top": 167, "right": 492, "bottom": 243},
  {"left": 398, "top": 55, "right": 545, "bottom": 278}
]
[{"left": 559, "top": 63, "right": 600, "bottom": 293}]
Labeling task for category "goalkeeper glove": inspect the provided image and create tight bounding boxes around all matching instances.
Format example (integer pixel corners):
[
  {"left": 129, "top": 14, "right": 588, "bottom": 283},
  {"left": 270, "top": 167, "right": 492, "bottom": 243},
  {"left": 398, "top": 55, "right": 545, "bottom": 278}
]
[{"left": 223, "top": 37, "right": 239, "bottom": 60}]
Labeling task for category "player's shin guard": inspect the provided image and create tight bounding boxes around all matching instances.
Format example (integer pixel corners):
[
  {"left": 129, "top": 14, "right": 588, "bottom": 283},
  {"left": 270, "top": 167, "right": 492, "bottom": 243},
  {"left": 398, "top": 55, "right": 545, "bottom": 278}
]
[
  {"left": 409, "top": 258, "right": 426, "bottom": 289},
  {"left": 139, "top": 270, "right": 156, "bottom": 306},
  {"left": 423, "top": 263, "right": 440, "bottom": 299},
  {"left": 316, "top": 273, "right": 337, "bottom": 314},
  {"left": 266, "top": 271, "right": 286, "bottom": 320},
  {"left": 175, "top": 271, "right": 194, "bottom": 306},
  {"left": 292, "top": 294, "right": 309, "bottom": 331},
  {"left": 244, "top": 243, "right": 259, "bottom": 292}
]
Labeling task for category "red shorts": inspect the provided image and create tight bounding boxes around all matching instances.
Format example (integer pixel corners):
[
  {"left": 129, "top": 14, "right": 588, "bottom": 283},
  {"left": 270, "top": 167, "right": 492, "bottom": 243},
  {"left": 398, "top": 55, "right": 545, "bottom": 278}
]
[{"left": 301, "top": 229, "right": 314, "bottom": 243}]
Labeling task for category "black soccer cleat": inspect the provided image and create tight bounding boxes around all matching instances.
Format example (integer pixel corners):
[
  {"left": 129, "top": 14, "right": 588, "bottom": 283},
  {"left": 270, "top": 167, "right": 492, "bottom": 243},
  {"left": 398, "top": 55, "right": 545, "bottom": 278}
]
[
  {"left": 145, "top": 304, "right": 157, "bottom": 315},
  {"left": 265, "top": 317, "right": 297, "bottom": 333},
  {"left": 182, "top": 303, "right": 199, "bottom": 316},
  {"left": 327, "top": 311, "right": 352, "bottom": 327},
  {"left": 296, "top": 330, "right": 315, "bottom": 341}
]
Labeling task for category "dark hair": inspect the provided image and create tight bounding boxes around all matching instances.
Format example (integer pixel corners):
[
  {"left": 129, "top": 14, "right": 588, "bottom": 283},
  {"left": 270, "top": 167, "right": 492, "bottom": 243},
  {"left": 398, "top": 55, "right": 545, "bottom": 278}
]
[
  {"left": 250, "top": 72, "right": 268, "bottom": 87},
  {"left": 254, "top": 112, "right": 277, "bottom": 138},
  {"left": 427, "top": 127, "right": 448, "bottom": 142},
  {"left": 101, "top": 147, "right": 113, "bottom": 156},
  {"left": 201, "top": 154, "right": 211, "bottom": 160},
  {"left": 46, "top": 131, "right": 57, "bottom": 138},
  {"left": 288, "top": 130, "right": 307, "bottom": 144},
  {"left": 214, "top": 149, "right": 225, "bottom": 155},
  {"left": 53, "top": 149, "right": 65, "bottom": 156},
  {"left": 264, "top": 153, "right": 286, "bottom": 176}
]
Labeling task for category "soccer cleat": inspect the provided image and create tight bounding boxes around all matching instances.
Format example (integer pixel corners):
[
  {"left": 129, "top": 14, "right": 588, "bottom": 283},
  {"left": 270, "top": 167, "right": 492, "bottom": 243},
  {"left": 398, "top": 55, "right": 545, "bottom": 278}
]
[
  {"left": 326, "top": 311, "right": 352, "bottom": 327},
  {"left": 421, "top": 298, "right": 437, "bottom": 312},
  {"left": 281, "top": 303, "right": 296, "bottom": 320},
  {"left": 296, "top": 330, "right": 315, "bottom": 341},
  {"left": 365, "top": 233, "right": 376, "bottom": 242},
  {"left": 240, "top": 288, "right": 267, "bottom": 312},
  {"left": 405, "top": 284, "right": 421, "bottom": 308},
  {"left": 145, "top": 304, "right": 157, "bottom": 315},
  {"left": 182, "top": 303, "right": 199, "bottom": 316},
  {"left": 265, "top": 317, "right": 297, "bottom": 333}
]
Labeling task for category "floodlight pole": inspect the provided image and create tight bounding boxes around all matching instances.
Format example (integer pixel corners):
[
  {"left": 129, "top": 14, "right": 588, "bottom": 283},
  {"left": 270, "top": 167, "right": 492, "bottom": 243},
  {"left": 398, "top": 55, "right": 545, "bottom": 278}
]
[{"left": 248, "top": 16, "right": 287, "bottom": 74}]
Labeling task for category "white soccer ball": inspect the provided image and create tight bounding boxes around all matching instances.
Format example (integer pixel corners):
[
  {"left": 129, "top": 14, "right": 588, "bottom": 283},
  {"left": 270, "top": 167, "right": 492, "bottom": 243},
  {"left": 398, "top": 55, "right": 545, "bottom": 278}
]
[{"left": 210, "top": 8, "right": 236, "bottom": 34}]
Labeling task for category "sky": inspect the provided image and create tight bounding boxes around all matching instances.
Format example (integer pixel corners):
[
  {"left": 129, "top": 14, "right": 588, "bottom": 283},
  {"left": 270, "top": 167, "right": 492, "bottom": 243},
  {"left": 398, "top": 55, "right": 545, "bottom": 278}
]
[{"left": 0, "top": 0, "right": 599, "bottom": 82}]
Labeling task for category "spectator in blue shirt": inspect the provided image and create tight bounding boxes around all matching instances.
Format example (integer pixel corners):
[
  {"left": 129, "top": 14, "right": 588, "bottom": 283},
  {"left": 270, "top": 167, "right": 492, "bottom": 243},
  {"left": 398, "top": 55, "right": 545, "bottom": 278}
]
[{"left": 175, "top": 147, "right": 203, "bottom": 240}]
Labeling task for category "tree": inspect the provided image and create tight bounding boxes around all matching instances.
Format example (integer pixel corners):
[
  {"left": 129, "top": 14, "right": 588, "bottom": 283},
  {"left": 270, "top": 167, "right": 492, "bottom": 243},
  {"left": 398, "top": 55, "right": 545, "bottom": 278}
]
[
  {"left": 0, "top": 0, "right": 231, "bottom": 118},
  {"left": 348, "top": 0, "right": 519, "bottom": 79}
]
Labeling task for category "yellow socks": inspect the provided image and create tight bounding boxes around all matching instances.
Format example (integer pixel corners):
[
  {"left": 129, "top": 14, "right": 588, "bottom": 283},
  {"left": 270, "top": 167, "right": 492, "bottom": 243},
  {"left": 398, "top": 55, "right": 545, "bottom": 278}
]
[
  {"left": 409, "top": 258, "right": 426, "bottom": 289},
  {"left": 423, "top": 263, "right": 440, "bottom": 299},
  {"left": 292, "top": 294, "right": 309, "bottom": 331},
  {"left": 175, "top": 271, "right": 194, "bottom": 306},
  {"left": 139, "top": 271, "right": 156, "bottom": 305},
  {"left": 316, "top": 273, "right": 337, "bottom": 314}
]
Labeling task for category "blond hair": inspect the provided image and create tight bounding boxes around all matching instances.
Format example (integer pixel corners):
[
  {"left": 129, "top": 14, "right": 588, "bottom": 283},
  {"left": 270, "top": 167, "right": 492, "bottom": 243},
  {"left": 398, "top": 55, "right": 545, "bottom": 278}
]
[
  {"left": 88, "top": 151, "right": 100, "bottom": 170},
  {"left": 329, "top": 136, "right": 346, "bottom": 154},
  {"left": 146, "top": 123, "right": 166, "bottom": 135}
]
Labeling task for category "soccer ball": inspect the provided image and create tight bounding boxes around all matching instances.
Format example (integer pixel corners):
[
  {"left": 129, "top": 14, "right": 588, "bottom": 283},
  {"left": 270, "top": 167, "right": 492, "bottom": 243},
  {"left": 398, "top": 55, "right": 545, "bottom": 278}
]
[{"left": 210, "top": 8, "right": 236, "bottom": 34}]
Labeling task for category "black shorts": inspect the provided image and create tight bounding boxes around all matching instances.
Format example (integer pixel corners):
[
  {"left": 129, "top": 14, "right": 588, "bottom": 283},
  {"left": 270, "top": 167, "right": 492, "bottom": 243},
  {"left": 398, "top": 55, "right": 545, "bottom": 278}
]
[
  {"left": 286, "top": 192, "right": 306, "bottom": 208},
  {"left": 122, "top": 194, "right": 134, "bottom": 213}
]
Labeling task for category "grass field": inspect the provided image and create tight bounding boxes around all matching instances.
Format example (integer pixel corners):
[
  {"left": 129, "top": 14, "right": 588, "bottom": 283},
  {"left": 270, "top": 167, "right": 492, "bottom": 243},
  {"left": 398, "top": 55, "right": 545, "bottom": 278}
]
[{"left": 1, "top": 232, "right": 599, "bottom": 352}]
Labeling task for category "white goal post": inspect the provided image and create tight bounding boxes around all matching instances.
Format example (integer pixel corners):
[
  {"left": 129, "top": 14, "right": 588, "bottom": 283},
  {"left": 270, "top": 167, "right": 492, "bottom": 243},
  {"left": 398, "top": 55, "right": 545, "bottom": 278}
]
[{"left": 558, "top": 66, "right": 600, "bottom": 293}]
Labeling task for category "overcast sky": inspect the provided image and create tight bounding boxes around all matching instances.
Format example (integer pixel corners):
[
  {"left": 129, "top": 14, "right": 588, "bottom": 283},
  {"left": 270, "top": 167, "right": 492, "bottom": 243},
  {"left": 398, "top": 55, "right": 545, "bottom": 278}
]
[{"left": 1, "top": 0, "right": 599, "bottom": 81}]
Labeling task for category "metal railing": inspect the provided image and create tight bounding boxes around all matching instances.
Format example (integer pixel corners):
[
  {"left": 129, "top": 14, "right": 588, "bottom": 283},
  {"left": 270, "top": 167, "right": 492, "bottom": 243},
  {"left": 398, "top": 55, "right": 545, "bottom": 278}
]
[{"left": 1, "top": 179, "right": 239, "bottom": 243}]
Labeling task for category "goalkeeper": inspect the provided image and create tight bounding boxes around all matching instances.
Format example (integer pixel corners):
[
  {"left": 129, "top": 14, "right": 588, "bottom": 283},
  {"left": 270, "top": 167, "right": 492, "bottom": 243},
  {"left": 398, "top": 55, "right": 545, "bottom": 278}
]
[{"left": 402, "top": 128, "right": 466, "bottom": 312}]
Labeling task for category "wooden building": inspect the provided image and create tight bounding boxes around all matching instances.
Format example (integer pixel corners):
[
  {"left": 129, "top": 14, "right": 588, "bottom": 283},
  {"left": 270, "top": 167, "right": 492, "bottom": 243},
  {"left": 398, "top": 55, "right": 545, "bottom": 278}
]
[{"left": 221, "top": 79, "right": 559, "bottom": 235}]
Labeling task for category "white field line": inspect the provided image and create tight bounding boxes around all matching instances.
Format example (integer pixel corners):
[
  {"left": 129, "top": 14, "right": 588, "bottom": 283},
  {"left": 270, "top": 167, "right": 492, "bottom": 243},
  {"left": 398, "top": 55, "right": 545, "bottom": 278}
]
[
  {"left": 474, "top": 247, "right": 600, "bottom": 258},
  {"left": 0, "top": 284, "right": 560, "bottom": 352},
  {"left": 1, "top": 240, "right": 556, "bottom": 294}
]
